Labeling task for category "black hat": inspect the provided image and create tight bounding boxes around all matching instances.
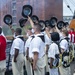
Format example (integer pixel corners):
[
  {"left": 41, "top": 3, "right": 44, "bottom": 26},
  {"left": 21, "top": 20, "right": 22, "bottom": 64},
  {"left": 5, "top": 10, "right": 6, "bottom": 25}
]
[
  {"left": 51, "top": 32, "right": 60, "bottom": 41},
  {"left": 45, "top": 20, "right": 50, "bottom": 27},
  {"left": 31, "top": 15, "right": 39, "bottom": 24},
  {"left": 22, "top": 5, "right": 33, "bottom": 18},
  {"left": 4, "top": 14, "right": 12, "bottom": 25},
  {"left": 39, "top": 20, "right": 46, "bottom": 32},
  {"left": 57, "top": 21, "right": 65, "bottom": 30},
  {"left": 50, "top": 17, "right": 58, "bottom": 28},
  {"left": 19, "top": 18, "right": 27, "bottom": 28},
  {"left": 64, "top": 22, "right": 69, "bottom": 27},
  {"left": 50, "top": 17, "right": 57, "bottom": 22}
]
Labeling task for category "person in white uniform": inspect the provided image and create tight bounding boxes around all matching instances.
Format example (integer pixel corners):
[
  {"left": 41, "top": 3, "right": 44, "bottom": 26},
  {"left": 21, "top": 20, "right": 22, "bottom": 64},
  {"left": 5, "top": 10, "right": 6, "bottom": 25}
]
[
  {"left": 48, "top": 32, "right": 60, "bottom": 75},
  {"left": 59, "top": 30, "right": 71, "bottom": 75},
  {"left": 10, "top": 28, "right": 24, "bottom": 75},
  {"left": 25, "top": 28, "right": 33, "bottom": 75},
  {"left": 29, "top": 24, "right": 46, "bottom": 75},
  {"left": 44, "top": 25, "right": 52, "bottom": 75}
]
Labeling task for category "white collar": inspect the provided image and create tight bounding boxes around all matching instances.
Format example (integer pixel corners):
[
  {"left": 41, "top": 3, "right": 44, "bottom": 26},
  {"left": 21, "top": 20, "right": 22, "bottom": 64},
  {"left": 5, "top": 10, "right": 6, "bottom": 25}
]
[
  {"left": 34, "top": 33, "right": 44, "bottom": 37},
  {"left": 15, "top": 35, "right": 23, "bottom": 38}
]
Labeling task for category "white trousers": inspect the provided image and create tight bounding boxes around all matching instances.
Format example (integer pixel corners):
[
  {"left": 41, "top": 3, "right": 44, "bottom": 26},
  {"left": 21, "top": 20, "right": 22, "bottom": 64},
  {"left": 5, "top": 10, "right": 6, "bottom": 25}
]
[
  {"left": 45, "top": 54, "right": 49, "bottom": 72},
  {"left": 34, "top": 66, "right": 45, "bottom": 75},
  {"left": 12, "top": 54, "right": 24, "bottom": 75},
  {"left": 25, "top": 56, "right": 33, "bottom": 75},
  {"left": 49, "top": 68, "right": 59, "bottom": 75},
  {"left": 34, "top": 55, "right": 46, "bottom": 75},
  {"left": 59, "top": 66, "right": 71, "bottom": 75},
  {"left": 0, "top": 60, "right": 6, "bottom": 75}
]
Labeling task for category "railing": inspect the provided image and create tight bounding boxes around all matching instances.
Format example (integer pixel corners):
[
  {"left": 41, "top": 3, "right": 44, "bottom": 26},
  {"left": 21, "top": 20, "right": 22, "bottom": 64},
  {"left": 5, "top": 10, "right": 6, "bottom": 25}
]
[{"left": 6, "top": 41, "right": 12, "bottom": 70}]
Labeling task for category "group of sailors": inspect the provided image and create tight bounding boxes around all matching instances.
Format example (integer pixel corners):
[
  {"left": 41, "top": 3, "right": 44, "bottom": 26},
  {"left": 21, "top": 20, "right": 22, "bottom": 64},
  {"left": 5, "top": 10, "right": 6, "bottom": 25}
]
[{"left": 0, "top": 16, "right": 75, "bottom": 75}]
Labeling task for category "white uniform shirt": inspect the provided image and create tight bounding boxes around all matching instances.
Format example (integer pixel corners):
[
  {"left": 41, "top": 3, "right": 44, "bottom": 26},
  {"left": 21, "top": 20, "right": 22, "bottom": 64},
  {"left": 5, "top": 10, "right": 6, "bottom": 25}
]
[
  {"left": 60, "top": 39, "right": 69, "bottom": 52},
  {"left": 10, "top": 35, "right": 24, "bottom": 56},
  {"left": 29, "top": 34, "right": 45, "bottom": 59},
  {"left": 25, "top": 36, "right": 33, "bottom": 52},
  {"left": 44, "top": 33, "right": 52, "bottom": 45},
  {"left": 48, "top": 43, "right": 59, "bottom": 59},
  {"left": 48, "top": 43, "right": 59, "bottom": 75}
]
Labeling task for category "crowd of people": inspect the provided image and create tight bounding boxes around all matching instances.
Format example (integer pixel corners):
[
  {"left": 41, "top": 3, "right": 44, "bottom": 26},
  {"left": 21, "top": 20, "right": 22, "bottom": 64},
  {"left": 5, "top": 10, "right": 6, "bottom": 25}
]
[{"left": 0, "top": 16, "right": 75, "bottom": 75}]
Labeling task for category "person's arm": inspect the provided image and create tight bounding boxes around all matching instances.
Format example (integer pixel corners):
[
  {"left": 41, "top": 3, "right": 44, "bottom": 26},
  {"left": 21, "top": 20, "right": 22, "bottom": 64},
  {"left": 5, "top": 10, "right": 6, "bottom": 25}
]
[
  {"left": 26, "top": 47, "right": 29, "bottom": 60},
  {"left": 14, "top": 48, "right": 19, "bottom": 62},
  {"left": 45, "top": 30, "right": 51, "bottom": 38},
  {"left": 6, "top": 35, "right": 14, "bottom": 40},
  {"left": 33, "top": 52, "right": 38, "bottom": 70},
  {"left": 9, "top": 25, "right": 15, "bottom": 35},
  {"left": 28, "top": 16, "right": 34, "bottom": 28},
  {"left": 61, "top": 48, "right": 65, "bottom": 54},
  {"left": 55, "top": 25, "right": 60, "bottom": 33},
  {"left": 50, "top": 57, "right": 54, "bottom": 69},
  {"left": 45, "top": 45, "right": 49, "bottom": 54}
]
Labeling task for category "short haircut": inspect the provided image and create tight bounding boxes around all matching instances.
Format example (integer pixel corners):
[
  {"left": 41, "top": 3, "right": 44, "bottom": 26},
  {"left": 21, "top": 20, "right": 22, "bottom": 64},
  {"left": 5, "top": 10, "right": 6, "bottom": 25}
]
[
  {"left": 0, "top": 27, "right": 2, "bottom": 34},
  {"left": 34, "top": 23, "right": 42, "bottom": 31},
  {"left": 51, "top": 32, "right": 60, "bottom": 41},
  {"left": 16, "top": 28, "right": 22, "bottom": 35}
]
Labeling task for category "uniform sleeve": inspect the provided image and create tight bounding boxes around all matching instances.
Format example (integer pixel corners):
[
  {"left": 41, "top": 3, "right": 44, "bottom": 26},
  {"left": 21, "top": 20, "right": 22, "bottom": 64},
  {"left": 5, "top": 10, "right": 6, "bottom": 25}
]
[
  {"left": 60, "top": 40, "right": 67, "bottom": 50},
  {"left": 48, "top": 44, "right": 56, "bottom": 59},
  {"left": 32, "top": 37, "right": 41, "bottom": 53},
  {"left": 14, "top": 39, "right": 20, "bottom": 50}
]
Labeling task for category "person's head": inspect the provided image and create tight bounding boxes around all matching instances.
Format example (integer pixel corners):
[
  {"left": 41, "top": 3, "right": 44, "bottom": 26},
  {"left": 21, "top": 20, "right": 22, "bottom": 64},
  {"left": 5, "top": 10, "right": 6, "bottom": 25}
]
[
  {"left": 51, "top": 32, "right": 60, "bottom": 42},
  {"left": 33, "top": 23, "right": 42, "bottom": 34},
  {"left": 0, "top": 27, "right": 2, "bottom": 34},
  {"left": 27, "top": 28, "right": 33, "bottom": 36},
  {"left": 62, "top": 29, "right": 68, "bottom": 37},
  {"left": 15, "top": 28, "right": 22, "bottom": 36}
]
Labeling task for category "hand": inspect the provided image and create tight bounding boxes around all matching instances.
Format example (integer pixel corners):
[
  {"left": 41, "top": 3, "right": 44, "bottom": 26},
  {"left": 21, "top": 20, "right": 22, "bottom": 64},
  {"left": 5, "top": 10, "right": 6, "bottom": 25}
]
[
  {"left": 50, "top": 64, "right": 53, "bottom": 69},
  {"left": 26, "top": 56, "right": 29, "bottom": 60},
  {"left": 9, "top": 25, "right": 12, "bottom": 29},
  {"left": 14, "top": 58, "right": 17, "bottom": 62},
  {"left": 33, "top": 65, "right": 37, "bottom": 70}
]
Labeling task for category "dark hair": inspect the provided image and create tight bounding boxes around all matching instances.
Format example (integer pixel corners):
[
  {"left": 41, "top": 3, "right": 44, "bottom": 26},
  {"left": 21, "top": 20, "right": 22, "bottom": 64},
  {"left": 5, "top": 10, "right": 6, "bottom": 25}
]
[
  {"left": 16, "top": 28, "right": 22, "bottom": 35},
  {"left": 0, "top": 27, "right": 2, "bottom": 34},
  {"left": 51, "top": 32, "right": 60, "bottom": 41}
]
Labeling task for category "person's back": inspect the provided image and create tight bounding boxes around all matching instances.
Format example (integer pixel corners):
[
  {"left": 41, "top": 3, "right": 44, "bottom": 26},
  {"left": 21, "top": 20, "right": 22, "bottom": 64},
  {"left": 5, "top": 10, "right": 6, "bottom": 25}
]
[
  {"left": 0, "top": 35, "right": 6, "bottom": 61},
  {"left": 0, "top": 27, "right": 7, "bottom": 75}
]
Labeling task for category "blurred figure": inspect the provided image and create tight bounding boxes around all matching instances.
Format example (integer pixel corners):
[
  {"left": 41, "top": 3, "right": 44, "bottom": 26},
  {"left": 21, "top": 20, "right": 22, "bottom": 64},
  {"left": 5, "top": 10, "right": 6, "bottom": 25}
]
[
  {"left": 0, "top": 27, "right": 7, "bottom": 75},
  {"left": 48, "top": 32, "right": 60, "bottom": 75},
  {"left": 25, "top": 28, "right": 33, "bottom": 75},
  {"left": 10, "top": 28, "right": 24, "bottom": 75},
  {"left": 44, "top": 25, "right": 52, "bottom": 75},
  {"left": 59, "top": 30, "right": 71, "bottom": 75},
  {"left": 29, "top": 24, "right": 46, "bottom": 75},
  {"left": 68, "top": 28, "right": 74, "bottom": 43}
]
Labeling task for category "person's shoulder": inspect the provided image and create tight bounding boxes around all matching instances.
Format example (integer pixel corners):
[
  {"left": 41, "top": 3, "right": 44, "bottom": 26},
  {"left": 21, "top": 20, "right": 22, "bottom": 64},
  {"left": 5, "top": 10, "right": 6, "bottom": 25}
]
[
  {"left": 61, "top": 39, "right": 67, "bottom": 42},
  {"left": 14, "top": 38, "right": 20, "bottom": 42},
  {"left": 0, "top": 35, "right": 6, "bottom": 40},
  {"left": 60, "top": 39, "right": 68, "bottom": 45},
  {"left": 50, "top": 43, "right": 56, "bottom": 47}
]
